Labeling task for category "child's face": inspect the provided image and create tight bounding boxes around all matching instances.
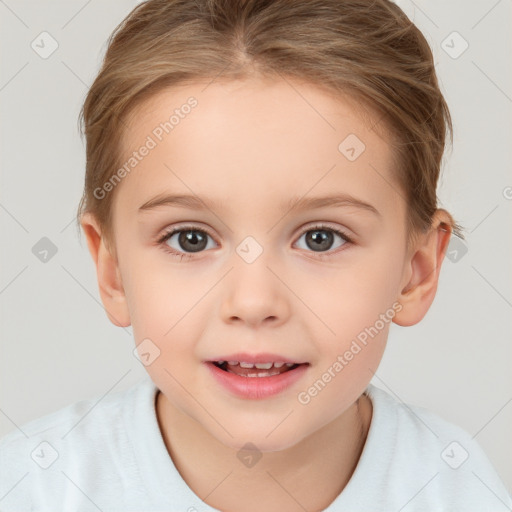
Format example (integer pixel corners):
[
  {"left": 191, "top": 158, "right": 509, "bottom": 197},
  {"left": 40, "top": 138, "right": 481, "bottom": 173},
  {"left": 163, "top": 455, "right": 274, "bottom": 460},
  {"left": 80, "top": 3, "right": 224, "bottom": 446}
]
[{"left": 103, "top": 77, "right": 415, "bottom": 450}]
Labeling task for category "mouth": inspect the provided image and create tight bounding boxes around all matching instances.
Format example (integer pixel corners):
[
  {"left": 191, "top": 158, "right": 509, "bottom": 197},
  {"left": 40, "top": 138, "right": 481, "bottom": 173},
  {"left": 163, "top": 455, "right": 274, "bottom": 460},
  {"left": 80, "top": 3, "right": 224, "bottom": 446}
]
[
  {"left": 205, "top": 356, "right": 310, "bottom": 399},
  {"left": 210, "top": 360, "right": 305, "bottom": 378}
]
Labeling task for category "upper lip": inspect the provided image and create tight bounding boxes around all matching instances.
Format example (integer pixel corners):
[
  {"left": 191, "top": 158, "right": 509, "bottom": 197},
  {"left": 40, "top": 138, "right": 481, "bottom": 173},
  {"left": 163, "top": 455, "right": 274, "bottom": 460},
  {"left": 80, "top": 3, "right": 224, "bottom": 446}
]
[{"left": 206, "top": 352, "right": 308, "bottom": 364}]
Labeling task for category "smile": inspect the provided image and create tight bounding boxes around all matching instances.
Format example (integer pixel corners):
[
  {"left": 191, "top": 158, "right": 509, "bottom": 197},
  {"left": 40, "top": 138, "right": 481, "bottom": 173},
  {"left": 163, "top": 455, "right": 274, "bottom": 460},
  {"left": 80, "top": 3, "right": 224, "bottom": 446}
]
[{"left": 205, "top": 360, "right": 309, "bottom": 399}]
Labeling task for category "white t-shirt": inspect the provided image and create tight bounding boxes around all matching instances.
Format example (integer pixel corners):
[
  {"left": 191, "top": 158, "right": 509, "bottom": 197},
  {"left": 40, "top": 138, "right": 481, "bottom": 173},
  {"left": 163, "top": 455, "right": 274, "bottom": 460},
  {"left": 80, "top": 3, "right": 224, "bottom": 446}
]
[{"left": 1, "top": 375, "right": 511, "bottom": 511}]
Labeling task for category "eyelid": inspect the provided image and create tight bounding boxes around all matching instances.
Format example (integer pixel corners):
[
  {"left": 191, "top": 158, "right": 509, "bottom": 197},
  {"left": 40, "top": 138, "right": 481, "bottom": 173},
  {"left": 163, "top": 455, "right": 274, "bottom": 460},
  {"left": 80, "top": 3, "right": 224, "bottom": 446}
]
[
  {"left": 296, "top": 221, "right": 353, "bottom": 240},
  {"left": 294, "top": 220, "right": 355, "bottom": 251},
  {"left": 157, "top": 223, "right": 218, "bottom": 243},
  {"left": 157, "top": 221, "right": 352, "bottom": 243}
]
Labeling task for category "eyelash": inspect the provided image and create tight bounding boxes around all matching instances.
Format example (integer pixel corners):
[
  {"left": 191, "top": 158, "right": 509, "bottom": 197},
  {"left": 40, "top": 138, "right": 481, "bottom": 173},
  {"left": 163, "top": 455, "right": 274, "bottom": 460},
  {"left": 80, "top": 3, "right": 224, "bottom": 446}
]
[{"left": 156, "top": 223, "right": 353, "bottom": 261}]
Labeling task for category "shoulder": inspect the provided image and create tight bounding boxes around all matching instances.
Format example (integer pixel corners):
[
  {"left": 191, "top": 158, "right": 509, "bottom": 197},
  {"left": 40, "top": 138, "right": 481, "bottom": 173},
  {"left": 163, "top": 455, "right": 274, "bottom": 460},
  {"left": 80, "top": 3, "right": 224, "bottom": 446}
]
[
  {"left": 0, "top": 377, "right": 144, "bottom": 448},
  {"left": 0, "top": 376, "right": 156, "bottom": 511},
  {"left": 350, "top": 384, "right": 512, "bottom": 511}
]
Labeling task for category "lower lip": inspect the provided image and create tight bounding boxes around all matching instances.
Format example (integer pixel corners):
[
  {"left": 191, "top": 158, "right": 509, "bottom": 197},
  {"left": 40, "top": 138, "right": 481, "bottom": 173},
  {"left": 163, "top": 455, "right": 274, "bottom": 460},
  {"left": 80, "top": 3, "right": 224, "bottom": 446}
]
[{"left": 205, "top": 362, "right": 309, "bottom": 400}]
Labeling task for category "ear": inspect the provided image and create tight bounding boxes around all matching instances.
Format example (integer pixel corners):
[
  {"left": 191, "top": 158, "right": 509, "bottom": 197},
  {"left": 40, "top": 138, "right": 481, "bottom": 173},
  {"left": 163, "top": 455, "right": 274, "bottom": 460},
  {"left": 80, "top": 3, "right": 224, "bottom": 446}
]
[
  {"left": 80, "top": 212, "right": 131, "bottom": 327},
  {"left": 393, "top": 209, "right": 453, "bottom": 327}
]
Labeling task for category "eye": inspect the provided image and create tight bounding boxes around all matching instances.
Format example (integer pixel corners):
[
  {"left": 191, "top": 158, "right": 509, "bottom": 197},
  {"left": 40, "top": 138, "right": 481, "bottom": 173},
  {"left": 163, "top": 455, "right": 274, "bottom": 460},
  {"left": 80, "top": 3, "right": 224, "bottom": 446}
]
[
  {"left": 294, "top": 224, "right": 352, "bottom": 257},
  {"left": 157, "top": 225, "right": 217, "bottom": 260},
  {"left": 157, "top": 223, "right": 352, "bottom": 261}
]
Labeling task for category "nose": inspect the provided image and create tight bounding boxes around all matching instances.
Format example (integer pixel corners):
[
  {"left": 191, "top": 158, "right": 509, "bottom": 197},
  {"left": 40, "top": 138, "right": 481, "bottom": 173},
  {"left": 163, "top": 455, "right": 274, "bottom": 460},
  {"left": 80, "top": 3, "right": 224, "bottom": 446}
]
[{"left": 219, "top": 251, "right": 291, "bottom": 329}]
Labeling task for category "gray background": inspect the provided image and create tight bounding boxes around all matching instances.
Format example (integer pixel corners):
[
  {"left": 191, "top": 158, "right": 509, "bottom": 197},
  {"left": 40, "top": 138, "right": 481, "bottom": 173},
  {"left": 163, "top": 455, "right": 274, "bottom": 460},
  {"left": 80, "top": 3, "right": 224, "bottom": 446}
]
[{"left": 1, "top": 0, "right": 511, "bottom": 495}]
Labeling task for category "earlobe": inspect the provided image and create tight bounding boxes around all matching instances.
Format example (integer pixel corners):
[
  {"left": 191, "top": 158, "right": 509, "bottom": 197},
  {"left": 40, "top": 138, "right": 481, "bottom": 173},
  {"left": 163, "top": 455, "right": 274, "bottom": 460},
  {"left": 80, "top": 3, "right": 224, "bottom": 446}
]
[
  {"left": 80, "top": 212, "right": 131, "bottom": 328},
  {"left": 393, "top": 211, "right": 453, "bottom": 327}
]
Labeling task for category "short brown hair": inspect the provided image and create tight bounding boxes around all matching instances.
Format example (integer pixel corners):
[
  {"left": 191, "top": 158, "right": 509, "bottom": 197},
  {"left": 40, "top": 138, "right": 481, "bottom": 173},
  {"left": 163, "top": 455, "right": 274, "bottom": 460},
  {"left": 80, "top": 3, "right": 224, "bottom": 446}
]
[{"left": 76, "top": 0, "right": 464, "bottom": 257}]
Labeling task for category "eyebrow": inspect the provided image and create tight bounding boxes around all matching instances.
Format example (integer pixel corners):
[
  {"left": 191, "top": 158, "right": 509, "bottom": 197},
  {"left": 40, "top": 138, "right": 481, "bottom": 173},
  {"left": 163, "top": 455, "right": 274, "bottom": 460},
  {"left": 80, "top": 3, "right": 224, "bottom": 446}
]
[{"left": 138, "top": 193, "right": 381, "bottom": 217}]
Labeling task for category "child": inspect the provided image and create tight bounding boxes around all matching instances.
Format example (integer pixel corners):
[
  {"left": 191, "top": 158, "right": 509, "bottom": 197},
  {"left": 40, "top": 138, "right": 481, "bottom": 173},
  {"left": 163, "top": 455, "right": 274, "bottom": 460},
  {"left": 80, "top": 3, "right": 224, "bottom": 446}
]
[{"left": 1, "top": 0, "right": 511, "bottom": 510}]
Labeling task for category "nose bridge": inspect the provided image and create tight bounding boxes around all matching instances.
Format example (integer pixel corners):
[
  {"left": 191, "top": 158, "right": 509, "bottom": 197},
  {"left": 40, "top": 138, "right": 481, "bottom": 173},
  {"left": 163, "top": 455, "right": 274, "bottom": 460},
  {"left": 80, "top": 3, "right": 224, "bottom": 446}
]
[{"left": 219, "top": 235, "right": 289, "bottom": 326}]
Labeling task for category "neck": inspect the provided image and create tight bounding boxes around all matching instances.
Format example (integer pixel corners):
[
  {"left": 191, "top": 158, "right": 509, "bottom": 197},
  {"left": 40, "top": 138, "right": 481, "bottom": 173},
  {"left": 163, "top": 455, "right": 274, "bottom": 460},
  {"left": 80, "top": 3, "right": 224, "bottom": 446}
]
[{"left": 156, "top": 391, "right": 372, "bottom": 512}]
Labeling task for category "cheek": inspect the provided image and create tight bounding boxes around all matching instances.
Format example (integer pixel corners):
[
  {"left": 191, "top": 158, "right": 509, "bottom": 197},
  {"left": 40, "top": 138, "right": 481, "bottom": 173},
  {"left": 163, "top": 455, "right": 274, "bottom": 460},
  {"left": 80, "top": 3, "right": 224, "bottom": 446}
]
[
  {"left": 298, "top": 246, "right": 401, "bottom": 385},
  {"left": 121, "top": 250, "right": 203, "bottom": 330},
  {"left": 296, "top": 320, "right": 389, "bottom": 422},
  {"left": 121, "top": 257, "right": 217, "bottom": 375},
  {"left": 305, "top": 251, "right": 402, "bottom": 333}
]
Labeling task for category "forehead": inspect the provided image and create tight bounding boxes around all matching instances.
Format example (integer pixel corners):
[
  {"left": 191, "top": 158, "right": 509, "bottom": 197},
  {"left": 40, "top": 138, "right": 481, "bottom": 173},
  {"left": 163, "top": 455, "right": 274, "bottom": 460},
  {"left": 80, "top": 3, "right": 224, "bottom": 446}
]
[{"left": 114, "top": 77, "right": 402, "bottom": 221}]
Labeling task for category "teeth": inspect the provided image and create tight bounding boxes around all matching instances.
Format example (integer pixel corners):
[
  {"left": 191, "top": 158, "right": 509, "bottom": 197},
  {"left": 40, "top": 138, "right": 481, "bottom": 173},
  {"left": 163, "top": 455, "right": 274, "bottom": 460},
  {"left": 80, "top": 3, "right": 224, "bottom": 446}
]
[
  {"left": 221, "top": 361, "right": 299, "bottom": 369},
  {"left": 227, "top": 368, "right": 282, "bottom": 377},
  {"left": 254, "top": 362, "right": 273, "bottom": 369}
]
